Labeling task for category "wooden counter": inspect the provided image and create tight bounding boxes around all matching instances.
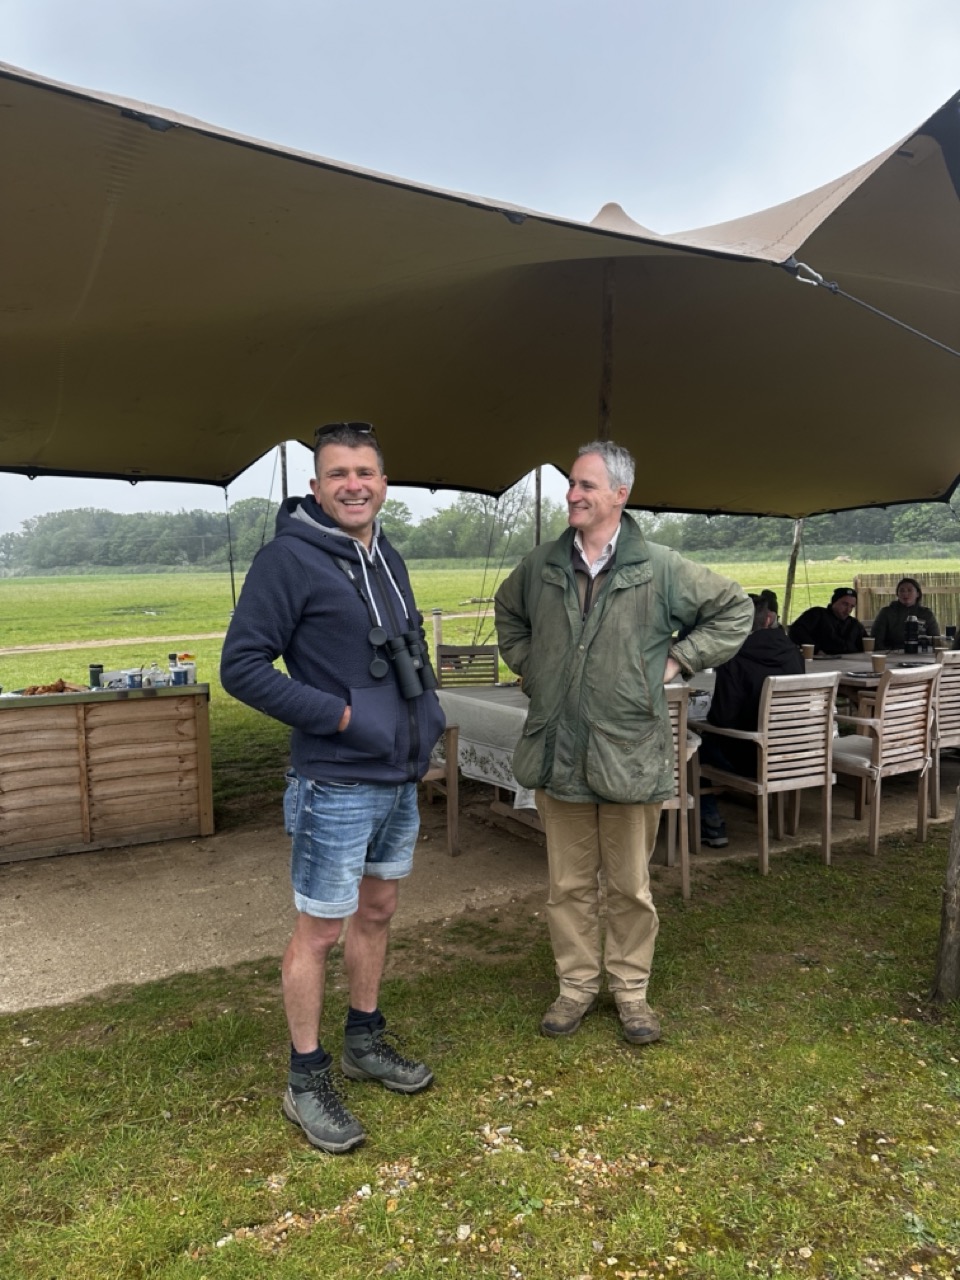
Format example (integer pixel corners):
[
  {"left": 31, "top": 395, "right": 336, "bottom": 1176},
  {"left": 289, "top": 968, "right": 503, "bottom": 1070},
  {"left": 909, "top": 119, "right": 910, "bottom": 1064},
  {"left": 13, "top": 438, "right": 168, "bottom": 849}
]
[{"left": 0, "top": 685, "right": 214, "bottom": 863}]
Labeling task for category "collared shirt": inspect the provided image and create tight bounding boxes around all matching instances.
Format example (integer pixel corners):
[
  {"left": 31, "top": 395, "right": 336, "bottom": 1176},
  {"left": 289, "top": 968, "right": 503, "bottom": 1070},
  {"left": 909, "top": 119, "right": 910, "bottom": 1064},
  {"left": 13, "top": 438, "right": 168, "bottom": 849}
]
[{"left": 573, "top": 524, "right": 621, "bottom": 579}]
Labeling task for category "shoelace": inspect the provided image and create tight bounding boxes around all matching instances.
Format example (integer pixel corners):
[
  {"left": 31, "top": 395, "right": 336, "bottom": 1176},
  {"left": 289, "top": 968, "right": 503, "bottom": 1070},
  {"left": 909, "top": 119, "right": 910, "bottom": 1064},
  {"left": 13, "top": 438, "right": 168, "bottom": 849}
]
[
  {"left": 301, "top": 1068, "right": 354, "bottom": 1122},
  {"left": 366, "top": 1028, "right": 421, "bottom": 1070}
]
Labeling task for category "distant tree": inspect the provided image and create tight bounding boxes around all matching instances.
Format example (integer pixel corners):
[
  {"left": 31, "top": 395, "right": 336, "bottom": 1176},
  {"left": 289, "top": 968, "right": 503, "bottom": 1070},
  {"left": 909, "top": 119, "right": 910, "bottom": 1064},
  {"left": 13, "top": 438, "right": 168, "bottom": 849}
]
[
  {"left": 379, "top": 499, "right": 415, "bottom": 553},
  {"left": 892, "top": 497, "right": 960, "bottom": 544}
]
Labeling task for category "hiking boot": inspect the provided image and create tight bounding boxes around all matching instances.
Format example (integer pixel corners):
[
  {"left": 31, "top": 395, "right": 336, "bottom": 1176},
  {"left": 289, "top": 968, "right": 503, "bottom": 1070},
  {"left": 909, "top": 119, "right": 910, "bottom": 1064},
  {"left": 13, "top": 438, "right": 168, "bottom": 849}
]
[
  {"left": 283, "top": 1064, "right": 365, "bottom": 1154},
  {"left": 539, "top": 994, "right": 598, "bottom": 1038},
  {"left": 701, "top": 819, "right": 728, "bottom": 849},
  {"left": 615, "top": 997, "right": 661, "bottom": 1046},
  {"left": 341, "top": 1025, "right": 434, "bottom": 1094}
]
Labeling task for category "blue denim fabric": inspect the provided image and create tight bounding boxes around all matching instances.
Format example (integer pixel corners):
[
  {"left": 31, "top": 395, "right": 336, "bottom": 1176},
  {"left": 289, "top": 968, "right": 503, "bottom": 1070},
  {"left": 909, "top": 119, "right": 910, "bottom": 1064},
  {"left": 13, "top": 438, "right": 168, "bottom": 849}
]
[{"left": 284, "top": 770, "right": 420, "bottom": 918}]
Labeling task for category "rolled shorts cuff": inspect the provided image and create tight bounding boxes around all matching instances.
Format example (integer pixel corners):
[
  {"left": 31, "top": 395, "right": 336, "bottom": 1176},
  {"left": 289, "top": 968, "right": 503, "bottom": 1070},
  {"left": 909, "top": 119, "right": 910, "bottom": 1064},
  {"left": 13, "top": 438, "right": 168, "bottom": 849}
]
[{"left": 293, "top": 860, "right": 411, "bottom": 919}]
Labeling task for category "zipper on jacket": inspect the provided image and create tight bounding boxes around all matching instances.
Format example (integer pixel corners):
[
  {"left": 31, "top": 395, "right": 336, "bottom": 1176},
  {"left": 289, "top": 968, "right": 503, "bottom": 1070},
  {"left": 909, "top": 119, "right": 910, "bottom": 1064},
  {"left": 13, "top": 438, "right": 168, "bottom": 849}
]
[{"left": 371, "top": 557, "right": 420, "bottom": 782}]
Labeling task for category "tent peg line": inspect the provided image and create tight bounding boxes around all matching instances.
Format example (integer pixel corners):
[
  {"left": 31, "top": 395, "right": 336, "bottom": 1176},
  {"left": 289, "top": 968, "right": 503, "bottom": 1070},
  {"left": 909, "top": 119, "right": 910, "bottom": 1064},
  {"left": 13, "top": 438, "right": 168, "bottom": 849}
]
[{"left": 785, "top": 258, "right": 960, "bottom": 361}]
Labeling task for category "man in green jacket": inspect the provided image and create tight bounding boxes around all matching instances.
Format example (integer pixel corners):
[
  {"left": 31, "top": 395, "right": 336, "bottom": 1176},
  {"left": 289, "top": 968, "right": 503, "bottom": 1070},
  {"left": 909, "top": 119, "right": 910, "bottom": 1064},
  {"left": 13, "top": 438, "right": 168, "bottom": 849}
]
[{"left": 494, "top": 441, "right": 752, "bottom": 1044}]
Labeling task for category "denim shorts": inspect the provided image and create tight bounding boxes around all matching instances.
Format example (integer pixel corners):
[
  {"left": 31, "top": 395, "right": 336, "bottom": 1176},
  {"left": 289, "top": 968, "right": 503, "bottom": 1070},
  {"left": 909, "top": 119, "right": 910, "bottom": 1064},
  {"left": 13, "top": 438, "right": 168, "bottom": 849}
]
[{"left": 283, "top": 770, "right": 420, "bottom": 918}]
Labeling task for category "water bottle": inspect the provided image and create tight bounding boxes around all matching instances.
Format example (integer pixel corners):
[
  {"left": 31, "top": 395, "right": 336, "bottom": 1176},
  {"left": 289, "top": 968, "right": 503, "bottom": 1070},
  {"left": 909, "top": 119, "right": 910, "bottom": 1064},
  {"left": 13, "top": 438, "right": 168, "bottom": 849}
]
[{"left": 904, "top": 615, "right": 920, "bottom": 654}]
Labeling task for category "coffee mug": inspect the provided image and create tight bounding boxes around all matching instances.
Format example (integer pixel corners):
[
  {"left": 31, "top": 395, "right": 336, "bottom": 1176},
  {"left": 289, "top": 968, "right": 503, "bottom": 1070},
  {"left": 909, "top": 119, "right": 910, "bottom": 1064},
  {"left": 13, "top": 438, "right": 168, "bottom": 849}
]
[
  {"left": 801, "top": 644, "right": 815, "bottom": 660},
  {"left": 862, "top": 637, "right": 875, "bottom": 652},
  {"left": 871, "top": 653, "right": 887, "bottom": 674}
]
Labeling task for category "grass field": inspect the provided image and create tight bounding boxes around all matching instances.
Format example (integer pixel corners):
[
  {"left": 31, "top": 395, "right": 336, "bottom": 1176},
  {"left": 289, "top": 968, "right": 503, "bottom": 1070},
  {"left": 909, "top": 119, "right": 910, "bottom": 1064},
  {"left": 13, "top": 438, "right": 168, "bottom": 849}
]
[
  {"left": 4, "top": 557, "right": 959, "bottom": 648},
  {"left": 3, "top": 566, "right": 960, "bottom": 1276},
  {"left": 3, "top": 558, "right": 960, "bottom": 828},
  {"left": 2, "top": 833, "right": 959, "bottom": 1278}
]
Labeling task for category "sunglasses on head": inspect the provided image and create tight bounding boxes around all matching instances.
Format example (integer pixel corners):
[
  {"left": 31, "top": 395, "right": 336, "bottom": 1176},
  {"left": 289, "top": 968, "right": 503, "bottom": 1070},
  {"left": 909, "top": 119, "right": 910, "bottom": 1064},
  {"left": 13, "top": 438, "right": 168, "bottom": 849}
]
[{"left": 314, "top": 421, "right": 377, "bottom": 445}]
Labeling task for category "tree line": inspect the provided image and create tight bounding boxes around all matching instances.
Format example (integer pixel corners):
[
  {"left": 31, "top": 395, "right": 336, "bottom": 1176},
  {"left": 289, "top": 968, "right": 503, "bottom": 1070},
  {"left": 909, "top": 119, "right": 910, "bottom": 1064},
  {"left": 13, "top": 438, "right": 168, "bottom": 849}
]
[{"left": 2, "top": 485, "right": 960, "bottom": 574}]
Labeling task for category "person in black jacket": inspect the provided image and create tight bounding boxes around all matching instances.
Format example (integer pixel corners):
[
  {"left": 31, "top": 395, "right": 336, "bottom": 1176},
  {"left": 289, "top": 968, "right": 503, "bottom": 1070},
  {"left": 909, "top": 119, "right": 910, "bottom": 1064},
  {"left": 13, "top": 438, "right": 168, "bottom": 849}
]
[
  {"left": 871, "top": 577, "right": 940, "bottom": 650},
  {"left": 788, "top": 587, "right": 865, "bottom": 655},
  {"left": 221, "top": 422, "right": 444, "bottom": 1154},
  {"left": 700, "top": 591, "right": 804, "bottom": 847}
]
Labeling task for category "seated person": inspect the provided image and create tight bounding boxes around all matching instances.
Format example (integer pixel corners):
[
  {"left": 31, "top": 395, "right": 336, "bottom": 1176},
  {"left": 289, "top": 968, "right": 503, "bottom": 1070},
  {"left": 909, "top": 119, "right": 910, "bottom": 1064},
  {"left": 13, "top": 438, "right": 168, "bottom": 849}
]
[
  {"left": 788, "top": 587, "right": 865, "bottom": 655},
  {"left": 700, "top": 592, "right": 804, "bottom": 847},
  {"left": 870, "top": 577, "right": 940, "bottom": 649}
]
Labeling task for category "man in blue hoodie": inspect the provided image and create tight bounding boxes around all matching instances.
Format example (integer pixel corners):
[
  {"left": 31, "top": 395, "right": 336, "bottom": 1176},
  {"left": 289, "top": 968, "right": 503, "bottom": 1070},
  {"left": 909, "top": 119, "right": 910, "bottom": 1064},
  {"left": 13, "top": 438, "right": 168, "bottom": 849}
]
[{"left": 221, "top": 422, "right": 445, "bottom": 1154}]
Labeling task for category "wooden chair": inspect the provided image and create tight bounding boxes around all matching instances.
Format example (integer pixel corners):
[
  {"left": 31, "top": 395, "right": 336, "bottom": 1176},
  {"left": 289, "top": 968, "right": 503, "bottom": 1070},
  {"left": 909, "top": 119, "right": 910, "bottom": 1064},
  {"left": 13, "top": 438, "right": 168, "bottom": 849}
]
[
  {"left": 833, "top": 664, "right": 939, "bottom": 855},
  {"left": 930, "top": 650, "right": 960, "bottom": 817},
  {"left": 422, "top": 725, "right": 460, "bottom": 855},
  {"left": 435, "top": 644, "right": 499, "bottom": 688},
  {"left": 698, "top": 671, "right": 840, "bottom": 874},
  {"left": 661, "top": 684, "right": 694, "bottom": 900}
]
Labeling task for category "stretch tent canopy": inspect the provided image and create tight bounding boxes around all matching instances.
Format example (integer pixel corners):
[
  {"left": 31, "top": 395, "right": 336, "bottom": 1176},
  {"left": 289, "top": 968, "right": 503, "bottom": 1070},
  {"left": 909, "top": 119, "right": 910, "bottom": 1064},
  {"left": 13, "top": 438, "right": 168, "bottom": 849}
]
[{"left": 2, "top": 62, "right": 960, "bottom": 517}]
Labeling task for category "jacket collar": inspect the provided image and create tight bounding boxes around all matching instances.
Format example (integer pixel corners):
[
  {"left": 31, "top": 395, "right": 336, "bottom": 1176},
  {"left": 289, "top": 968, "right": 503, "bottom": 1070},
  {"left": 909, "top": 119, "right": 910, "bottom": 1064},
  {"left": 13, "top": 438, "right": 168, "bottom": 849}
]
[{"left": 546, "top": 515, "right": 650, "bottom": 570}]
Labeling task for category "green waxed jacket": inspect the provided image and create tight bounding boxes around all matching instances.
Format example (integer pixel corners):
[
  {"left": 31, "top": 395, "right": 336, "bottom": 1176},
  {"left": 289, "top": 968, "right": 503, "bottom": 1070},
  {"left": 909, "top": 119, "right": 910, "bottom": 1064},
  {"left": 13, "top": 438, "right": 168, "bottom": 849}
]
[{"left": 494, "top": 519, "right": 753, "bottom": 805}]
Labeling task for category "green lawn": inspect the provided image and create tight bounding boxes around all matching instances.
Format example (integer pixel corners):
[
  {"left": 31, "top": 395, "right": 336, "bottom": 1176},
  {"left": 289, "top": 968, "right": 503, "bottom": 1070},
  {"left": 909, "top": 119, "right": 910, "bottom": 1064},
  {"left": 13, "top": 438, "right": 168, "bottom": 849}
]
[
  {"left": 4, "top": 558, "right": 959, "bottom": 649},
  {"left": 2, "top": 833, "right": 959, "bottom": 1278},
  {"left": 3, "top": 568, "right": 960, "bottom": 1275}
]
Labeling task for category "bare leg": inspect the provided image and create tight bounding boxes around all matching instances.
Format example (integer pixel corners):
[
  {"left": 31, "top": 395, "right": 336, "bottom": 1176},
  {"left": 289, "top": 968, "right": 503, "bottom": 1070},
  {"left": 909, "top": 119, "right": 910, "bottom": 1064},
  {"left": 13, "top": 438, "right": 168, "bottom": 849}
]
[
  {"left": 344, "top": 877, "right": 400, "bottom": 1013},
  {"left": 282, "top": 912, "right": 344, "bottom": 1053}
]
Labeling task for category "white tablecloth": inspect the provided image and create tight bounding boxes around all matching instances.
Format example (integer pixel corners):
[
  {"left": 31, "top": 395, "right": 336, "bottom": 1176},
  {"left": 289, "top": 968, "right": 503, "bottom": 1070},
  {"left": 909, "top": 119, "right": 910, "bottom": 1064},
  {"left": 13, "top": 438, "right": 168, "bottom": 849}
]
[
  {"left": 437, "top": 683, "right": 705, "bottom": 809},
  {"left": 436, "top": 685, "right": 536, "bottom": 809}
]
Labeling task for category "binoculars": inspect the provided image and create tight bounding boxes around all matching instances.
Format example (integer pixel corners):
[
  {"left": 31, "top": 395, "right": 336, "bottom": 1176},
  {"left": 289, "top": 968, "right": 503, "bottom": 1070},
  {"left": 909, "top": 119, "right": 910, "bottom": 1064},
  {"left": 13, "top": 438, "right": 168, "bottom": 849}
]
[{"left": 386, "top": 630, "right": 438, "bottom": 700}]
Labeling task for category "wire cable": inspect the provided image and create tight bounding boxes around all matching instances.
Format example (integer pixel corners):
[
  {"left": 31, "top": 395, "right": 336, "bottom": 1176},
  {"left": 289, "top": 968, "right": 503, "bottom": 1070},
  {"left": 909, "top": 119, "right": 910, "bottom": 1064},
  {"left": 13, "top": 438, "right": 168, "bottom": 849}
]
[
  {"left": 259, "top": 447, "right": 281, "bottom": 550},
  {"left": 784, "top": 259, "right": 960, "bottom": 361}
]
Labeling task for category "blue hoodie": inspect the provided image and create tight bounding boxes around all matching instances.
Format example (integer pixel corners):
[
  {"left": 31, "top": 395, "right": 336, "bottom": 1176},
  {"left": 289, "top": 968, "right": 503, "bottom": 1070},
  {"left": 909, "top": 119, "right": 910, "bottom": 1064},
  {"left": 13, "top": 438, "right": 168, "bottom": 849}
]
[{"left": 221, "top": 495, "right": 445, "bottom": 784}]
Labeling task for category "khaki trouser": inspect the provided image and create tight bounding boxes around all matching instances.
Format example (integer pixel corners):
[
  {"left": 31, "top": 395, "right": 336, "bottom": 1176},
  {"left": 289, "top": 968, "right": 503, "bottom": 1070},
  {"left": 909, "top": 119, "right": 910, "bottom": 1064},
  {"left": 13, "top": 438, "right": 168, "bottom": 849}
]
[{"left": 535, "top": 790, "right": 661, "bottom": 1001}]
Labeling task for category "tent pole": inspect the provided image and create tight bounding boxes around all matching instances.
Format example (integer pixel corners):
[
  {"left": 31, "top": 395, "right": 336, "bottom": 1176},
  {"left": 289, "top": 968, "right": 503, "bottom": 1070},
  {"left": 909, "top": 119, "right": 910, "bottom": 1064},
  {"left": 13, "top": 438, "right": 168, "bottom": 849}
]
[
  {"left": 782, "top": 517, "right": 804, "bottom": 624},
  {"left": 279, "top": 441, "right": 288, "bottom": 500},
  {"left": 224, "top": 490, "right": 238, "bottom": 611},
  {"left": 598, "top": 259, "right": 615, "bottom": 441},
  {"left": 534, "top": 466, "right": 542, "bottom": 545}
]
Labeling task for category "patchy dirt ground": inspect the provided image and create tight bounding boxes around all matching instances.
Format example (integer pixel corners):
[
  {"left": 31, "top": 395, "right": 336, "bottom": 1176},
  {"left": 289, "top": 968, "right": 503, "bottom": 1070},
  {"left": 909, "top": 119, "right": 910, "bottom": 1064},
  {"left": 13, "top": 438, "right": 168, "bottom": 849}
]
[
  {"left": 0, "top": 782, "right": 556, "bottom": 1012},
  {"left": 2, "top": 764, "right": 956, "bottom": 1014}
]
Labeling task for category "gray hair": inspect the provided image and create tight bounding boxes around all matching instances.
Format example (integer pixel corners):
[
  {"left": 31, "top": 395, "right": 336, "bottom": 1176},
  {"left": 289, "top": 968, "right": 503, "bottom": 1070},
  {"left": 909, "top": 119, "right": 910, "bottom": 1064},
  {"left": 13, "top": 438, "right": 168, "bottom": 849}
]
[{"left": 577, "top": 440, "right": 636, "bottom": 493}]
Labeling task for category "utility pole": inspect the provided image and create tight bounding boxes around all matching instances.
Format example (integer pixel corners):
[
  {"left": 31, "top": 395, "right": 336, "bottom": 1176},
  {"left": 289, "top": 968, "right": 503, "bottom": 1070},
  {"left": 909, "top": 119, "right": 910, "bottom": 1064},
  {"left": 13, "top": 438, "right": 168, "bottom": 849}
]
[
  {"left": 534, "top": 466, "right": 542, "bottom": 545},
  {"left": 280, "top": 442, "right": 289, "bottom": 500}
]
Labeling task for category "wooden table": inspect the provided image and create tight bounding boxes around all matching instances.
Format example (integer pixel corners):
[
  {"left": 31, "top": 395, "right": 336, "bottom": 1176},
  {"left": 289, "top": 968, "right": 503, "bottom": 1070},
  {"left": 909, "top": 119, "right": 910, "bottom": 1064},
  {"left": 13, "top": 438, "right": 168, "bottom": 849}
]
[
  {"left": 0, "top": 685, "right": 214, "bottom": 863},
  {"left": 805, "top": 651, "right": 940, "bottom": 699}
]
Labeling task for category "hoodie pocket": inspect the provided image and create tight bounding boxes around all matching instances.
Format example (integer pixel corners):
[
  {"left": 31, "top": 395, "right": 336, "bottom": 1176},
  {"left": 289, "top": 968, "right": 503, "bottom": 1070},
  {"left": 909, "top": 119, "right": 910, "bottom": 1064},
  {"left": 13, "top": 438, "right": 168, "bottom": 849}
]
[{"left": 335, "top": 684, "right": 399, "bottom": 764}]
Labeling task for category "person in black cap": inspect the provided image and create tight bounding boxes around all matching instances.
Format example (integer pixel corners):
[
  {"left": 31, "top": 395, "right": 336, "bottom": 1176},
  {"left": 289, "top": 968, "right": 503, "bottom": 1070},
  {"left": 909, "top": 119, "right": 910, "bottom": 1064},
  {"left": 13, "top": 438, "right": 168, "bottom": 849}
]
[{"left": 788, "top": 587, "right": 865, "bottom": 655}]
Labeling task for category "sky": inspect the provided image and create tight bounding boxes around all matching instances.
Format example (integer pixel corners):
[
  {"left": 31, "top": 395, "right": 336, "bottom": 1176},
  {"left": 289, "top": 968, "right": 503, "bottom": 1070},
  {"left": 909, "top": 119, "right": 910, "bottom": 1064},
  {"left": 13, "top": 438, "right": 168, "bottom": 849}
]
[{"left": 3, "top": 0, "right": 960, "bottom": 534}]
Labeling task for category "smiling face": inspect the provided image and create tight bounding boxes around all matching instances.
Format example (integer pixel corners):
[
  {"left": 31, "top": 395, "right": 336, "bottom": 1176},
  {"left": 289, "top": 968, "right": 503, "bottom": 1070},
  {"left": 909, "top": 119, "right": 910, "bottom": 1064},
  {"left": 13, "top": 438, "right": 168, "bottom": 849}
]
[
  {"left": 310, "top": 443, "right": 388, "bottom": 546},
  {"left": 897, "top": 580, "right": 920, "bottom": 607},
  {"left": 567, "top": 452, "right": 628, "bottom": 541}
]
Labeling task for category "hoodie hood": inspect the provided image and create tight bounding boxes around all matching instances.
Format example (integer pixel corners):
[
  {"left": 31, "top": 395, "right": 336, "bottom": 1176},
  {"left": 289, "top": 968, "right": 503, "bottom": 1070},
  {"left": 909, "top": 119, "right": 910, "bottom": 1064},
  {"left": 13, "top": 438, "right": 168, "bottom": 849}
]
[
  {"left": 274, "top": 493, "right": 382, "bottom": 560},
  {"left": 738, "top": 626, "right": 801, "bottom": 669}
]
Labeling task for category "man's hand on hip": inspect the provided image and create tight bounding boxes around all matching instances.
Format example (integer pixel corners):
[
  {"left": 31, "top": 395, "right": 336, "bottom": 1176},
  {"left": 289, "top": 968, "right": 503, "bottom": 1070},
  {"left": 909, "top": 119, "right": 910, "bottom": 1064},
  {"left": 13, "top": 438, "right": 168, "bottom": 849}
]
[{"left": 663, "top": 656, "right": 682, "bottom": 684}]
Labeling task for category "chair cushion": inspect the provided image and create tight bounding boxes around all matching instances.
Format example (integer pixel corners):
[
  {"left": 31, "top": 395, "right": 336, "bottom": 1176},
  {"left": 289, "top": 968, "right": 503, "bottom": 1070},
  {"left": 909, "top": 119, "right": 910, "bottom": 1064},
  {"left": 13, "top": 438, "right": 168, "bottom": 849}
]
[{"left": 832, "top": 734, "right": 873, "bottom": 774}]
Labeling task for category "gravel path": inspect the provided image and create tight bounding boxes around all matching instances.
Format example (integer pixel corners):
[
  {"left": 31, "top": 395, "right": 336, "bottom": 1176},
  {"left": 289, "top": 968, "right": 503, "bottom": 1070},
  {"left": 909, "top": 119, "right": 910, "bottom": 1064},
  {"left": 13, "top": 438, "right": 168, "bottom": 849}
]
[{"left": 0, "top": 632, "right": 228, "bottom": 656}]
